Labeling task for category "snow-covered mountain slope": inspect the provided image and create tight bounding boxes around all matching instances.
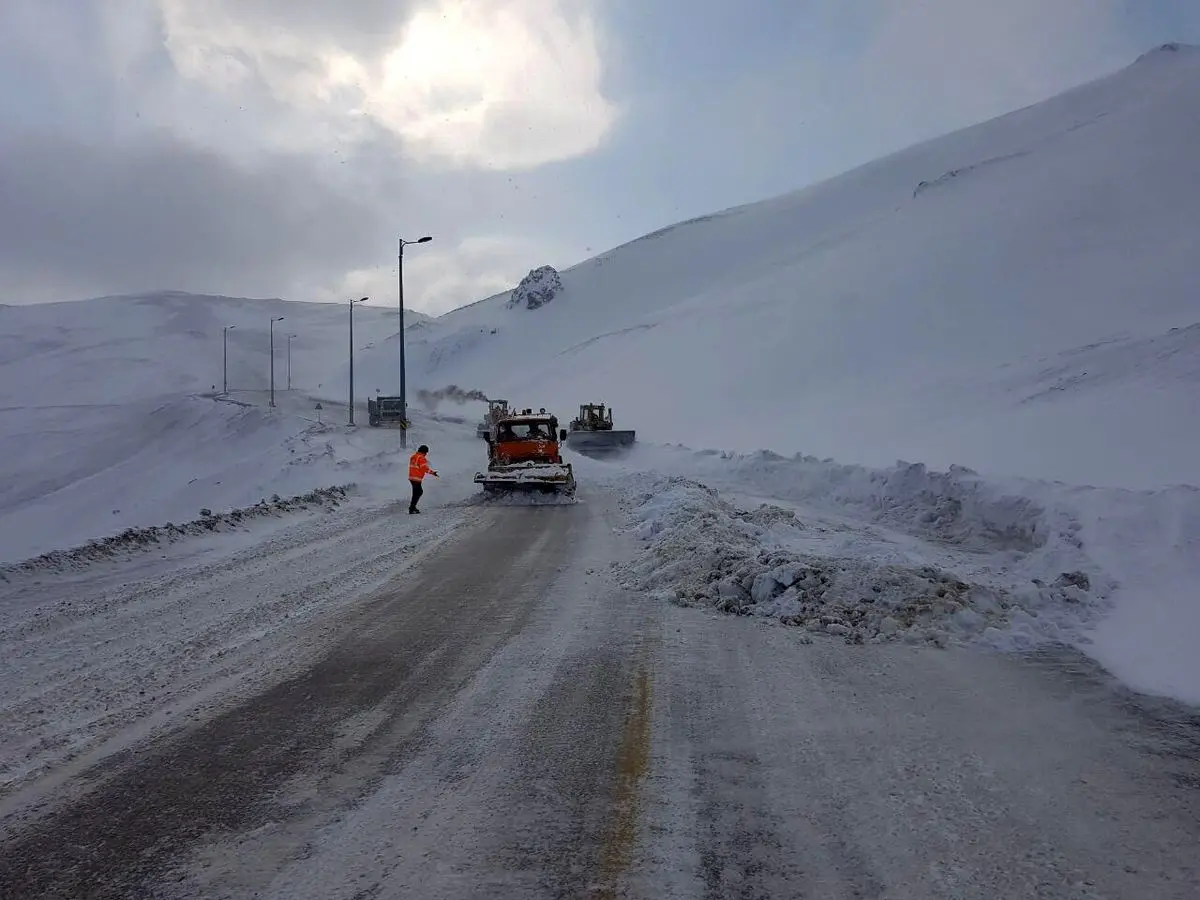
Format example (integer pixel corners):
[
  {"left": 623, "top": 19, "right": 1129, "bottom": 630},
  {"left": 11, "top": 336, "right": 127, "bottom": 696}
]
[
  {"left": 0, "top": 291, "right": 446, "bottom": 563},
  {"left": 0, "top": 386, "right": 484, "bottom": 564},
  {"left": 0, "top": 290, "right": 427, "bottom": 405},
  {"left": 340, "top": 43, "right": 1200, "bottom": 491}
]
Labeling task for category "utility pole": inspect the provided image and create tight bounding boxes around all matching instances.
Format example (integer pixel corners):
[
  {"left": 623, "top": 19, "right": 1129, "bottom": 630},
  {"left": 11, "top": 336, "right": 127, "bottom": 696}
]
[
  {"left": 398, "top": 234, "right": 432, "bottom": 447},
  {"left": 269, "top": 316, "right": 285, "bottom": 407},
  {"left": 348, "top": 297, "right": 367, "bottom": 425},
  {"left": 287, "top": 334, "right": 296, "bottom": 391},
  {"left": 222, "top": 324, "right": 236, "bottom": 395}
]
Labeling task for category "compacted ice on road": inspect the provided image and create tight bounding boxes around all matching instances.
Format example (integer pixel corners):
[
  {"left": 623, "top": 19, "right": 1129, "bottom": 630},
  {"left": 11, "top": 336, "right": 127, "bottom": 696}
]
[{"left": 0, "top": 488, "right": 1197, "bottom": 899}]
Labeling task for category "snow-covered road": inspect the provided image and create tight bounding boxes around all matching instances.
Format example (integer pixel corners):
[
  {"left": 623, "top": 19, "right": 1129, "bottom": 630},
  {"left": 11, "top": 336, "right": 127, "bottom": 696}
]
[
  {"left": 1, "top": 488, "right": 1198, "bottom": 899},
  {"left": 0, "top": 493, "right": 472, "bottom": 820}
]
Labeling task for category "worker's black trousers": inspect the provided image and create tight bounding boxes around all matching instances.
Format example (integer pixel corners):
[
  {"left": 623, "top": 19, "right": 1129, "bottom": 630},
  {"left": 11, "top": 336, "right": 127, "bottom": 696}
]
[{"left": 409, "top": 479, "right": 423, "bottom": 511}]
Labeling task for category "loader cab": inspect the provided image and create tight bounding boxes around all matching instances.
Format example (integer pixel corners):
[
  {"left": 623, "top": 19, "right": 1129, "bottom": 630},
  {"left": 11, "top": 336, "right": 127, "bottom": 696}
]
[{"left": 573, "top": 403, "right": 615, "bottom": 431}]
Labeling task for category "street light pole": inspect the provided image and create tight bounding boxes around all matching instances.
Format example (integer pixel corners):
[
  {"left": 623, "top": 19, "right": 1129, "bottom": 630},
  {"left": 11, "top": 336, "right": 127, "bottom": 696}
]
[
  {"left": 223, "top": 324, "right": 236, "bottom": 395},
  {"left": 348, "top": 297, "right": 368, "bottom": 425},
  {"left": 398, "top": 235, "right": 432, "bottom": 448},
  {"left": 287, "top": 334, "right": 296, "bottom": 391},
  {"left": 269, "top": 316, "right": 285, "bottom": 407}
]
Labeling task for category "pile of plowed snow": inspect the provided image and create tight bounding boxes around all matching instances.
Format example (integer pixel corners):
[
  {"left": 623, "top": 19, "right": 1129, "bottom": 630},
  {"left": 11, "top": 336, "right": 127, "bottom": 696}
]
[
  {"left": 607, "top": 444, "right": 1200, "bottom": 703},
  {"left": 615, "top": 473, "right": 1105, "bottom": 650},
  {"left": 1, "top": 486, "right": 352, "bottom": 576}
]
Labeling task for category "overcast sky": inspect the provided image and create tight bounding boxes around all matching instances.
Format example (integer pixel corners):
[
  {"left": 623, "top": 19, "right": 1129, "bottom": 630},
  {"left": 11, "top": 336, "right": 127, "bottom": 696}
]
[{"left": 2, "top": 0, "right": 1198, "bottom": 315}]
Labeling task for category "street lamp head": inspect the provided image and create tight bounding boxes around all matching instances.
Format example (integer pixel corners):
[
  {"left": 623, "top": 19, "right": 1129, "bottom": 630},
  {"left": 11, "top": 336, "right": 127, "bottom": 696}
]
[
  {"left": 416, "top": 235, "right": 432, "bottom": 243},
  {"left": 273, "top": 316, "right": 285, "bottom": 322}
]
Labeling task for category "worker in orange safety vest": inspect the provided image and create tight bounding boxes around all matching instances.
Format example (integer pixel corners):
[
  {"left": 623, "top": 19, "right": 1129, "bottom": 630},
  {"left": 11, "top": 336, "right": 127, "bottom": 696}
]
[{"left": 408, "top": 444, "right": 438, "bottom": 513}]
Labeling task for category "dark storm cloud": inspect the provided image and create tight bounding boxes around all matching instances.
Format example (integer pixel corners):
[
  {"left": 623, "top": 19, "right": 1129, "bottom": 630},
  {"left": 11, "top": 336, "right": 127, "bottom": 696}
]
[{"left": 0, "top": 133, "right": 384, "bottom": 300}]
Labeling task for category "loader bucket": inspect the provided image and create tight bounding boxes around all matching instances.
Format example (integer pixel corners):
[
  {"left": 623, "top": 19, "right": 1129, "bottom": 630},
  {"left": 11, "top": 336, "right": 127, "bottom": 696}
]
[{"left": 564, "top": 429, "right": 636, "bottom": 457}]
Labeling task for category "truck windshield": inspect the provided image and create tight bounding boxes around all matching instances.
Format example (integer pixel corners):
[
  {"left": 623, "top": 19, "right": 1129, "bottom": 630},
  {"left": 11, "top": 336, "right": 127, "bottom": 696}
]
[{"left": 498, "top": 422, "right": 553, "bottom": 440}]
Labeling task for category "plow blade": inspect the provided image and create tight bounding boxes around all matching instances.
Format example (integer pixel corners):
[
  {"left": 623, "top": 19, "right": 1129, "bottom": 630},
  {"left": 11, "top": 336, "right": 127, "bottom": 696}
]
[
  {"left": 474, "top": 462, "right": 576, "bottom": 495},
  {"left": 564, "top": 429, "right": 636, "bottom": 456}
]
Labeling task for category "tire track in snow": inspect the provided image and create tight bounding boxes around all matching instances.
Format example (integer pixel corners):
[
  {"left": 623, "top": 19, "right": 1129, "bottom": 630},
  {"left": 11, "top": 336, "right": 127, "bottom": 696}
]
[
  {"left": 0, "top": 503, "right": 577, "bottom": 899},
  {"left": 0, "top": 499, "right": 468, "bottom": 829}
]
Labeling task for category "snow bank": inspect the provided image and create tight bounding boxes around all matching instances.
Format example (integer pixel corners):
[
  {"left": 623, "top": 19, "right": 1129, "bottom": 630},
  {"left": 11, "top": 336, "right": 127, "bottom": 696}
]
[
  {"left": 1, "top": 486, "right": 352, "bottom": 575},
  {"left": 614, "top": 472, "right": 1104, "bottom": 651},
  {"left": 608, "top": 445, "right": 1200, "bottom": 704},
  {"left": 676, "top": 449, "right": 1064, "bottom": 552},
  {"left": 1065, "top": 483, "right": 1200, "bottom": 706}
]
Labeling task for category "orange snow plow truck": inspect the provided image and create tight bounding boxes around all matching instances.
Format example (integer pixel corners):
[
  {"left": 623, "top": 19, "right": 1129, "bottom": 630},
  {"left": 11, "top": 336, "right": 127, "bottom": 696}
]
[{"left": 474, "top": 407, "right": 576, "bottom": 497}]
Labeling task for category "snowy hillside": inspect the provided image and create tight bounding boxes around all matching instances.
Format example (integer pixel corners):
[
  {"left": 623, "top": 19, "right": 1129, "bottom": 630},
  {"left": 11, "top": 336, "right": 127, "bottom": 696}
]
[
  {"left": 0, "top": 292, "right": 439, "bottom": 562},
  {"left": 342, "top": 43, "right": 1200, "bottom": 491},
  {"left": 0, "top": 291, "right": 427, "bottom": 404}
]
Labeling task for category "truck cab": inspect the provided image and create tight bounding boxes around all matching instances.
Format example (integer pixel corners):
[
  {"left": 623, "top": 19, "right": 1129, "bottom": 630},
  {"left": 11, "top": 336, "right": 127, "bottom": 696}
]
[{"left": 486, "top": 411, "right": 567, "bottom": 465}]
